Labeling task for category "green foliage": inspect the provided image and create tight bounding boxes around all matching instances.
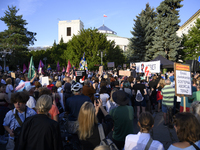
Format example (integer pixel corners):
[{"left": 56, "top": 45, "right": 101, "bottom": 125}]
[
  {"left": 150, "top": 0, "right": 182, "bottom": 61},
  {"left": 182, "top": 18, "right": 200, "bottom": 60},
  {"left": 0, "top": 6, "right": 36, "bottom": 69},
  {"left": 128, "top": 3, "right": 156, "bottom": 62},
  {"left": 64, "top": 28, "right": 125, "bottom": 70}
]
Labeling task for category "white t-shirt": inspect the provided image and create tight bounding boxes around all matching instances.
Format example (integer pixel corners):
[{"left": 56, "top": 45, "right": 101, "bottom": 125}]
[
  {"left": 26, "top": 96, "right": 36, "bottom": 109},
  {"left": 124, "top": 132, "right": 164, "bottom": 150},
  {"left": 100, "top": 93, "right": 110, "bottom": 106},
  {"left": 106, "top": 100, "right": 117, "bottom": 113},
  {"left": 6, "top": 84, "right": 13, "bottom": 93}
]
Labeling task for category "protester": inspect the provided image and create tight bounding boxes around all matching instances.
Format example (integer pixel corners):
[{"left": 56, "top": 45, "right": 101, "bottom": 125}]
[
  {"left": 3, "top": 91, "right": 36, "bottom": 150},
  {"left": 109, "top": 90, "right": 134, "bottom": 149},
  {"left": 16, "top": 95, "right": 63, "bottom": 150},
  {"left": 25, "top": 85, "right": 36, "bottom": 110},
  {"left": 82, "top": 79, "right": 96, "bottom": 103},
  {"left": 99, "top": 86, "right": 110, "bottom": 107},
  {"left": 124, "top": 112, "right": 164, "bottom": 150},
  {"left": 168, "top": 112, "right": 200, "bottom": 150},
  {"left": 161, "top": 79, "right": 175, "bottom": 128},
  {"left": 78, "top": 100, "right": 113, "bottom": 150},
  {"left": 149, "top": 75, "right": 159, "bottom": 110},
  {"left": 190, "top": 101, "right": 200, "bottom": 123},
  {"left": 106, "top": 88, "right": 118, "bottom": 113}
]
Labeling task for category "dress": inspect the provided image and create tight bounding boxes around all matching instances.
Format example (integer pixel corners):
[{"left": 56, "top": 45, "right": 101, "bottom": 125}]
[
  {"left": 80, "top": 115, "right": 113, "bottom": 150},
  {"left": 124, "top": 132, "right": 164, "bottom": 150},
  {"left": 17, "top": 114, "right": 63, "bottom": 150}
]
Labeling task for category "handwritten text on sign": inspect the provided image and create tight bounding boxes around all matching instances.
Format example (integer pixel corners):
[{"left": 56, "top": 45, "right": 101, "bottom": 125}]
[{"left": 176, "top": 70, "right": 192, "bottom": 95}]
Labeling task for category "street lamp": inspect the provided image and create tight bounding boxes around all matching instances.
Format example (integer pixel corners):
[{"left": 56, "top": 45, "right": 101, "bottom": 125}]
[
  {"left": 97, "top": 50, "right": 106, "bottom": 66},
  {"left": 43, "top": 57, "right": 47, "bottom": 69}
]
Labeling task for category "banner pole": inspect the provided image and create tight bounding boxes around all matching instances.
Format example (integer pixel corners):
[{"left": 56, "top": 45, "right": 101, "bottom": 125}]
[{"left": 183, "top": 96, "right": 186, "bottom": 112}]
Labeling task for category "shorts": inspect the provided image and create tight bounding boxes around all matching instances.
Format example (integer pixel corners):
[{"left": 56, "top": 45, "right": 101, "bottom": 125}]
[
  {"left": 135, "top": 99, "right": 146, "bottom": 107},
  {"left": 157, "top": 100, "right": 162, "bottom": 103},
  {"left": 179, "top": 106, "right": 190, "bottom": 112},
  {"left": 162, "top": 105, "right": 173, "bottom": 113}
]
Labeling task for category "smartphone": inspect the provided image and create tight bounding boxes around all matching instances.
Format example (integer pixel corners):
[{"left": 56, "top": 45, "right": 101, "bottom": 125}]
[{"left": 94, "top": 93, "right": 100, "bottom": 104}]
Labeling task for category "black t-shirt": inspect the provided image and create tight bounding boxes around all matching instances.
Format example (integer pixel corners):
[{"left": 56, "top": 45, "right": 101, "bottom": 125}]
[
  {"left": 133, "top": 83, "right": 145, "bottom": 96},
  {"left": 149, "top": 79, "right": 159, "bottom": 95}
]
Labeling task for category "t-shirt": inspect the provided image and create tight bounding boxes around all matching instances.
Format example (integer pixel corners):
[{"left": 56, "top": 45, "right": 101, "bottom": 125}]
[
  {"left": 149, "top": 80, "right": 159, "bottom": 96},
  {"left": 26, "top": 96, "right": 36, "bottom": 108},
  {"left": 133, "top": 83, "right": 145, "bottom": 96},
  {"left": 168, "top": 140, "right": 200, "bottom": 150},
  {"left": 100, "top": 93, "right": 110, "bottom": 106},
  {"left": 6, "top": 84, "right": 13, "bottom": 93},
  {"left": 109, "top": 105, "right": 134, "bottom": 141},
  {"left": 48, "top": 104, "right": 59, "bottom": 120},
  {"left": 191, "top": 90, "right": 200, "bottom": 102}
]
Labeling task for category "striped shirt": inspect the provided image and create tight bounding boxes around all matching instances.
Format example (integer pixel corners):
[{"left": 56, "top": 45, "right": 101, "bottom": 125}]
[{"left": 161, "top": 85, "right": 175, "bottom": 107}]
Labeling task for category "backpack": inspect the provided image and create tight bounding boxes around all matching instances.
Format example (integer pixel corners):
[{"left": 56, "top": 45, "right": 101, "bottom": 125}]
[
  {"left": 98, "top": 124, "right": 118, "bottom": 150},
  {"left": 135, "top": 90, "right": 144, "bottom": 102}
]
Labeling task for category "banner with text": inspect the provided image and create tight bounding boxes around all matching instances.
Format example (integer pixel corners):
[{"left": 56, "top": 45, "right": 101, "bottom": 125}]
[
  {"left": 174, "top": 63, "right": 192, "bottom": 96},
  {"left": 130, "top": 60, "right": 160, "bottom": 73}
]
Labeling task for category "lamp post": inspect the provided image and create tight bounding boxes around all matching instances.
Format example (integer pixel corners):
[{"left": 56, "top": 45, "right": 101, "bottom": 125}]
[
  {"left": 43, "top": 57, "right": 47, "bottom": 69},
  {"left": 2, "top": 54, "right": 6, "bottom": 71}
]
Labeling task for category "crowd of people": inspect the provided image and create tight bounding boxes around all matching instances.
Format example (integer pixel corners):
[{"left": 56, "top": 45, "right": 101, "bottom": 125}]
[{"left": 0, "top": 66, "right": 200, "bottom": 150}]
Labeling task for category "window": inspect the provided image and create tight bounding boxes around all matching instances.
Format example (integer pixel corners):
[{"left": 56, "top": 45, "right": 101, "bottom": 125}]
[{"left": 67, "top": 27, "right": 71, "bottom": 36}]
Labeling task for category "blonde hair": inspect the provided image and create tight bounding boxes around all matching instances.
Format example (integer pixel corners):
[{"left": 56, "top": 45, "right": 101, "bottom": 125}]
[
  {"left": 158, "top": 78, "right": 165, "bottom": 88},
  {"left": 78, "top": 102, "right": 98, "bottom": 140},
  {"left": 110, "top": 88, "right": 118, "bottom": 102},
  {"left": 55, "top": 80, "right": 62, "bottom": 88},
  {"left": 94, "top": 145, "right": 110, "bottom": 150},
  {"left": 6, "top": 78, "right": 12, "bottom": 84},
  {"left": 35, "top": 95, "right": 52, "bottom": 114}
]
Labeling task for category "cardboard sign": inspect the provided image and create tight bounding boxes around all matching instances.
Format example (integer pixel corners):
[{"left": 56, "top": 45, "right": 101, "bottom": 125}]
[
  {"left": 174, "top": 63, "right": 192, "bottom": 97},
  {"left": 11, "top": 72, "right": 16, "bottom": 78},
  {"left": 41, "top": 76, "right": 49, "bottom": 86},
  {"left": 119, "top": 70, "right": 131, "bottom": 76},
  {"left": 99, "top": 66, "right": 103, "bottom": 75},
  {"left": 107, "top": 62, "right": 115, "bottom": 68}
]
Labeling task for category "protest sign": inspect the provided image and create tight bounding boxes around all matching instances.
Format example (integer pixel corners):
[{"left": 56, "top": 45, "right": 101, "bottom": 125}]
[
  {"left": 75, "top": 70, "right": 86, "bottom": 82},
  {"left": 99, "top": 66, "right": 103, "bottom": 75},
  {"left": 11, "top": 72, "right": 16, "bottom": 78},
  {"left": 119, "top": 70, "right": 131, "bottom": 76},
  {"left": 131, "top": 60, "right": 160, "bottom": 73},
  {"left": 41, "top": 76, "right": 49, "bottom": 86},
  {"left": 174, "top": 63, "right": 192, "bottom": 112},
  {"left": 107, "top": 62, "right": 115, "bottom": 68}
]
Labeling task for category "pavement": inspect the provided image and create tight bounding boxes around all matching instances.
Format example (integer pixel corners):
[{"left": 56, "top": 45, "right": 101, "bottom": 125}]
[{"left": 0, "top": 111, "right": 178, "bottom": 150}]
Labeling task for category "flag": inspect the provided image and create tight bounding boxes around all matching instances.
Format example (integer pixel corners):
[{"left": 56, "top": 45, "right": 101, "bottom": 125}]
[
  {"left": 62, "top": 67, "right": 65, "bottom": 72},
  {"left": 28, "top": 56, "right": 35, "bottom": 80},
  {"left": 103, "top": 14, "right": 107, "bottom": 17},
  {"left": 79, "top": 52, "right": 85, "bottom": 70},
  {"left": 85, "top": 61, "right": 88, "bottom": 71},
  {"left": 38, "top": 60, "right": 44, "bottom": 73},
  {"left": 47, "top": 64, "right": 51, "bottom": 71},
  {"left": 23, "top": 64, "right": 28, "bottom": 73},
  {"left": 57, "top": 61, "right": 60, "bottom": 71},
  {"left": 66, "top": 60, "right": 71, "bottom": 74}
]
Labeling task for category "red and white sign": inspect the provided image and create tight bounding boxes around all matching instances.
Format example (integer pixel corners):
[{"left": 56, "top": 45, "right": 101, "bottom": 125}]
[{"left": 145, "top": 66, "right": 149, "bottom": 76}]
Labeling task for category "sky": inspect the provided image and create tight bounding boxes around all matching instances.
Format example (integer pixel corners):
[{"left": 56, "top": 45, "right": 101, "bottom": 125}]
[{"left": 0, "top": 0, "right": 200, "bottom": 47}]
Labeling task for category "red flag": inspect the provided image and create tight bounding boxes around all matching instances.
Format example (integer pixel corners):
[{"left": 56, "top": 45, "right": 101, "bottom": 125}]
[
  {"left": 103, "top": 14, "right": 107, "bottom": 17},
  {"left": 23, "top": 64, "right": 28, "bottom": 73},
  {"left": 66, "top": 60, "right": 71, "bottom": 74}
]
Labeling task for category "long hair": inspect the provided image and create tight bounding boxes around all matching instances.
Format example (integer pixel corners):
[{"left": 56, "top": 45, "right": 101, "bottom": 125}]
[
  {"left": 173, "top": 112, "right": 200, "bottom": 142},
  {"left": 78, "top": 102, "right": 98, "bottom": 140}
]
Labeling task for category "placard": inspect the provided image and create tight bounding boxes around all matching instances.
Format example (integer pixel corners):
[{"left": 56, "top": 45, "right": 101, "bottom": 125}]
[
  {"left": 41, "top": 76, "right": 49, "bottom": 86},
  {"left": 11, "top": 72, "right": 16, "bottom": 78},
  {"left": 99, "top": 66, "right": 103, "bottom": 75},
  {"left": 107, "top": 62, "right": 115, "bottom": 68},
  {"left": 174, "top": 63, "right": 192, "bottom": 97},
  {"left": 119, "top": 70, "right": 131, "bottom": 76},
  {"left": 75, "top": 70, "right": 86, "bottom": 82},
  {"left": 131, "top": 60, "right": 160, "bottom": 73}
]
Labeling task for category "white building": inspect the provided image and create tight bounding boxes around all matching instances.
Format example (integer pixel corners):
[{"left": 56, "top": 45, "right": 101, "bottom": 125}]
[
  {"left": 177, "top": 9, "right": 200, "bottom": 37},
  {"left": 97, "top": 24, "right": 129, "bottom": 51},
  {"left": 58, "top": 20, "right": 84, "bottom": 43},
  {"left": 58, "top": 20, "right": 129, "bottom": 51}
]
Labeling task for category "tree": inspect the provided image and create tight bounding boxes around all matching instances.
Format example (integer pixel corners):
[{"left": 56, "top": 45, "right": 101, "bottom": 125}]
[
  {"left": 128, "top": 3, "right": 156, "bottom": 62},
  {"left": 64, "top": 28, "right": 125, "bottom": 70},
  {"left": 0, "top": 6, "right": 36, "bottom": 68},
  {"left": 150, "top": 0, "right": 183, "bottom": 61},
  {"left": 182, "top": 18, "right": 200, "bottom": 60}
]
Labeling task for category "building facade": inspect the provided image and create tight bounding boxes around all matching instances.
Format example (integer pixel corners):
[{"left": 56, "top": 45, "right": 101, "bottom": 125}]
[
  {"left": 177, "top": 9, "right": 200, "bottom": 37},
  {"left": 58, "top": 20, "right": 84, "bottom": 43}
]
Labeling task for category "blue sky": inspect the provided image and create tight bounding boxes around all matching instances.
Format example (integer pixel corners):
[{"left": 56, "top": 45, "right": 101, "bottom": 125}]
[{"left": 0, "top": 0, "right": 199, "bottom": 47}]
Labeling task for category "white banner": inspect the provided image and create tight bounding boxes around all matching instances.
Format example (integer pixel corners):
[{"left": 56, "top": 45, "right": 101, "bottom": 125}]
[{"left": 130, "top": 60, "right": 160, "bottom": 73}]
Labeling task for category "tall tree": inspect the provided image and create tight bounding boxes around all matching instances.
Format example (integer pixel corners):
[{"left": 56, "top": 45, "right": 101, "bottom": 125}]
[
  {"left": 150, "top": 0, "right": 183, "bottom": 61},
  {"left": 64, "top": 28, "right": 125, "bottom": 70},
  {"left": 182, "top": 18, "right": 200, "bottom": 60},
  {"left": 0, "top": 6, "right": 36, "bottom": 67},
  {"left": 128, "top": 3, "right": 156, "bottom": 62}
]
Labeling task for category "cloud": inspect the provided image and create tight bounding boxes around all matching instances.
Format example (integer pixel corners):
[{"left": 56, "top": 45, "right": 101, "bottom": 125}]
[{"left": 18, "top": 0, "right": 43, "bottom": 16}]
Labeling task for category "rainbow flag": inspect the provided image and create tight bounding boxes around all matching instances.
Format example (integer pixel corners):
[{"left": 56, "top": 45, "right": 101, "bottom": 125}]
[{"left": 47, "top": 64, "right": 51, "bottom": 70}]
